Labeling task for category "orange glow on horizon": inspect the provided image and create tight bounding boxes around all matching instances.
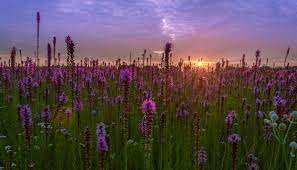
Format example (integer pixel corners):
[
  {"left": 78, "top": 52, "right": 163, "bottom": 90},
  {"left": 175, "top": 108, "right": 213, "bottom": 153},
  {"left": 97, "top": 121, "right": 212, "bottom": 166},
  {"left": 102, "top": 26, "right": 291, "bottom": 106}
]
[{"left": 186, "top": 60, "right": 215, "bottom": 68}]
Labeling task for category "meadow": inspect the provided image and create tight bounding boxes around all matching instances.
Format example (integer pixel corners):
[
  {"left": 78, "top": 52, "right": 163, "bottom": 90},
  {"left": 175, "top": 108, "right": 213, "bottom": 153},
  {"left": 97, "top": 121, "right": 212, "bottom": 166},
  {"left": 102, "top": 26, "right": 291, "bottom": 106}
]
[{"left": 0, "top": 38, "right": 296, "bottom": 170}]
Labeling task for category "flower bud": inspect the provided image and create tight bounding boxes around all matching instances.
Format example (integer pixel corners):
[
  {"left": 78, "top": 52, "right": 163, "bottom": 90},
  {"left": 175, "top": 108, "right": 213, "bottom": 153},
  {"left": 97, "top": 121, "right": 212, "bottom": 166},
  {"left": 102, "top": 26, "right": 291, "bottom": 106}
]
[
  {"left": 269, "top": 111, "right": 278, "bottom": 121},
  {"left": 290, "top": 111, "right": 297, "bottom": 119},
  {"left": 278, "top": 123, "right": 286, "bottom": 131},
  {"left": 289, "top": 141, "right": 297, "bottom": 150}
]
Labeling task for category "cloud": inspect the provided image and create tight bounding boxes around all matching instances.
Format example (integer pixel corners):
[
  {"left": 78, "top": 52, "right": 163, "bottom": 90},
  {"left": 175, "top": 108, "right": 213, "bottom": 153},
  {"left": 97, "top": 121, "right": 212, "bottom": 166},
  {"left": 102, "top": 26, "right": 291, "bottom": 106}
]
[{"left": 146, "top": 0, "right": 196, "bottom": 41}]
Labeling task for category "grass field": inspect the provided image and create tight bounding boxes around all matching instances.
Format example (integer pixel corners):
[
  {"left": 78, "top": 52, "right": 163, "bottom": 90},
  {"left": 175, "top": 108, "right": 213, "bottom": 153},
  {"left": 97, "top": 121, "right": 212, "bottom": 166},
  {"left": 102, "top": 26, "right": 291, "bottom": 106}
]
[{"left": 0, "top": 41, "right": 297, "bottom": 170}]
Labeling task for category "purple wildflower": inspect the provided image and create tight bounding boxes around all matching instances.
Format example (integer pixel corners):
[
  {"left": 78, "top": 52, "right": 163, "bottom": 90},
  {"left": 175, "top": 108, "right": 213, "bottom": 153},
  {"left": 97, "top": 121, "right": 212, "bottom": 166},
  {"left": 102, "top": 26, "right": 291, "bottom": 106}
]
[
  {"left": 65, "top": 108, "right": 72, "bottom": 116},
  {"left": 42, "top": 106, "right": 51, "bottom": 125},
  {"left": 253, "top": 86, "right": 259, "bottom": 96},
  {"left": 59, "top": 92, "right": 68, "bottom": 105},
  {"left": 228, "top": 134, "right": 241, "bottom": 143},
  {"left": 74, "top": 98, "right": 82, "bottom": 112},
  {"left": 228, "top": 133, "right": 241, "bottom": 170},
  {"left": 139, "top": 99, "right": 156, "bottom": 138},
  {"left": 247, "top": 154, "right": 258, "bottom": 170},
  {"left": 120, "top": 68, "right": 133, "bottom": 83},
  {"left": 20, "top": 105, "right": 32, "bottom": 147},
  {"left": 248, "top": 162, "right": 258, "bottom": 170},
  {"left": 225, "top": 111, "right": 236, "bottom": 129},
  {"left": 256, "top": 111, "right": 264, "bottom": 119},
  {"left": 255, "top": 99, "right": 262, "bottom": 105},
  {"left": 141, "top": 99, "right": 156, "bottom": 113},
  {"left": 176, "top": 103, "right": 190, "bottom": 118},
  {"left": 96, "top": 123, "right": 108, "bottom": 152},
  {"left": 266, "top": 80, "right": 273, "bottom": 89},
  {"left": 197, "top": 147, "right": 207, "bottom": 169},
  {"left": 53, "top": 68, "right": 64, "bottom": 85},
  {"left": 20, "top": 105, "right": 33, "bottom": 127},
  {"left": 273, "top": 95, "right": 287, "bottom": 107},
  {"left": 273, "top": 94, "right": 287, "bottom": 115},
  {"left": 32, "top": 82, "right": 39, "bottom": 88},
  {"left": 83, "top": 128, "right": 91, "bottom": 169}
]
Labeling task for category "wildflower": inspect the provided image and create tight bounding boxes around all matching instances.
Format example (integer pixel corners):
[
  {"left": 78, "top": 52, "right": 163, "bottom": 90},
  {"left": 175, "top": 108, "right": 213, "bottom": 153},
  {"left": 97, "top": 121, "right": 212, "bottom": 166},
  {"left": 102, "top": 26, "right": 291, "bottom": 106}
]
[
  {"left": 256, "top": 111, "right": 264, "bottom": 119},
  {"left": 273, "top": 95, "right": 287, "bottom": 108},
  {"left": 35, "top": 11, "right": 40, "bottom": 65},
  {"left": 74, "top": 98, "right": 82, "bottom": 112},
  {"left": 65, "top": 36, "right": 75, "bottom": 60},
  {"left": 83, "top": 128, "right": 91, "bottom": 169},
  {"left": 290, "top": 111, "right": 297, "bottom": 119},
  {"left": 53, "top": 68, "right": 64, "bottom": 85},
  {"left": 120, "top": 68, "right": 133, "bottom": 83},
  {"left": 143, "top": 90, "right": 152, "bottom": 100},
  {"left": 96, "top": 123, "right": 108, "bottom": 170},
  {"left": 53, "top": 36, "right": 56, "bottom": 61},
  {"left": 74, "top": 97, "right": 82, "bottom": 127},
  {"left": 20, "top": 105, "right": 32, "bottom": 146},
  {"left": 17, "top": 80, "right": 25, "bottom": 93},
  {"left": 289, "top": 141, "right": 297, "bottom": 150},
  {"left": 266, "top": 80, "right": 273, "bottom": 89},
  {"left": 197, "top": 147, "right": 207, "bottom": 169},
  {"left": 141, "top": 99, "right": 156, "bottom": 114},
  {"left": 247, "top": 154, "right": 258, "bottom": 170},
  {"left": 140, "top": 99, "right": 156, "bottom": 138},
  {"left": 65, "top": 108, "right": 72, "bottom": 116},
  {"left": 42, "top": 106, "right": 50, "bottom": 130},
  {"left": 194, "top": 112, "right": 201, "bottom": 159},
  {"left": 10, "top": 46, "right": 16, "bottom": 72},
  {"left": 269, "top": 111, "right": 279, "bottom": 121},
  {"left": 96, "top": 123, "right": 108, "bottom": 152},
  {"left": 255, "top": 99, "right": 262, "bottom": 105},
  {"left": 263, "top": 122, "right": 273, "bottom": 141},
  {"left": 228, "top": 134, "right": 241, "bottom": 143},
  {"left": 164, "top": 42, "right": 172, "bottom": 71},
  {"left": 225, "top": 111, "right": 236, "bottom": 130},
  {"left": 228, "top": 133, "right": 241, "bottom": 170},
  {"left": 59, "top": 92, "right": 68, "bottom": 105},
  {"left": 176, "top": 103, "right": 190, "bottom": 118},
  {"left": 140, "top": 98, "right": 156, "bottom": 169},
  {"left": 278, "top": 123, "right": 287, "bottom": 131},
  {"left": 253, "top": 86, "right": 259, "bottom": 96},
  {"left": 20, "top": 105, "right": 32, "bottom": 127},
  {"left": 120, "top": 68, "right": 132, "bottom": 151},
  {"left": 32, "top": 82, "right": 39, "bottom": 88},
  {"left": 47, "top": 43, "right": 52, "bottom": 73},
  {"left": 271, "top": 122, "right": 278, "bottom": 128}
]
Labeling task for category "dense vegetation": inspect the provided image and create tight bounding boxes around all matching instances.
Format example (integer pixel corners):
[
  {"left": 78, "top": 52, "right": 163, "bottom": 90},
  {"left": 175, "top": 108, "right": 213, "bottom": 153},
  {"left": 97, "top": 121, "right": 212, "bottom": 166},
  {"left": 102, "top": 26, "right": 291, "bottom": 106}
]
[{"left": 0, "top": 39, "right": 296, "bottom": 170}]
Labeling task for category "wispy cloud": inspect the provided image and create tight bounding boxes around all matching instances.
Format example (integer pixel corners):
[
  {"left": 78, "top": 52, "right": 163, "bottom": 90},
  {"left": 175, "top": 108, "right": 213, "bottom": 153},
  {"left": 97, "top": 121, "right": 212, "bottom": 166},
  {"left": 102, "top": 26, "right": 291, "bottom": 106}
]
[{"left": 147, "top": 0, "right": 195, "bottom": 41}]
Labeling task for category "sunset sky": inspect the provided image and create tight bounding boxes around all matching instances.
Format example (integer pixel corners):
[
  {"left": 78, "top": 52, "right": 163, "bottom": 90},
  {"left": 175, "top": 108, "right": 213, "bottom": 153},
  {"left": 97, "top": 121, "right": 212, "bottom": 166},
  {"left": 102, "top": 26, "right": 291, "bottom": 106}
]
[{"left": 1, "top": 0, "right": 297, "bottom": 65}]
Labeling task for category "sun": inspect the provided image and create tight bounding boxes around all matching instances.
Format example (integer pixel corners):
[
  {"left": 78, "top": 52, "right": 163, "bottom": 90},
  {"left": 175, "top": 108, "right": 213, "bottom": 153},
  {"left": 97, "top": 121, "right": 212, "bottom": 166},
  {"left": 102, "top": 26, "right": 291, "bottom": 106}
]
[
  {"left": 196, "top": 61, "right": 204, "bottom": 67},
  {"left": 188, "top": 60, "right": 215, "bottom": 68}
]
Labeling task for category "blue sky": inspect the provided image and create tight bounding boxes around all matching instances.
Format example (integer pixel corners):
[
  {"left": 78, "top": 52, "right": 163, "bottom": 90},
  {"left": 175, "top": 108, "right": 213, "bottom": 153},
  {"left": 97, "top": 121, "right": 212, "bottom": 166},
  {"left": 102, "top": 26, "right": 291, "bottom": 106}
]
[{"left": 1, "top": 0, "right": 297, "bottom": 65}]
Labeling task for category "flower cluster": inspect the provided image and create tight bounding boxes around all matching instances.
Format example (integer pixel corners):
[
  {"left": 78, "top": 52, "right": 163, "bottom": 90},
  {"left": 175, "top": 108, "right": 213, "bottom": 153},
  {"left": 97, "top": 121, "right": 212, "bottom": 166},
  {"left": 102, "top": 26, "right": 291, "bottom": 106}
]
[
  {"left": 228, "top": 133, "right": 241, "bottom": 143},
  {"left": 225, "top": 111, "right": 236, "bottom": 129},
  {"left": 139, "top": 99, "right": 156, "bottom": 138},
  {"left": 59, "top": 92, "right": 68, "bottom": 105},
  {"left": 141, "top": 99, "right": 156, "bottom": 114},
  {"left": 197, "top": 147, "right": 207, "bottom": 167},
  {"left": 96, "top": 123, "right": 108, "bottom": 153},
  {"left": 120, "top": 68, "right": 133, "bottom": 83},
  {"left": 20, "top": 105, "right": 33, "bottom": 127}
]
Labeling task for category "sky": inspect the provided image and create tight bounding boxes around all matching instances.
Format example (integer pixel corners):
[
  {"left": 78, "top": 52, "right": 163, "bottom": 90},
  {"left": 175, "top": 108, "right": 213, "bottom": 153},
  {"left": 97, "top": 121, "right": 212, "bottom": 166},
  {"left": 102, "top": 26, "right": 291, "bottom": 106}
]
[{"left": 0, "top": 0, "right": 297, "bottom": 65}]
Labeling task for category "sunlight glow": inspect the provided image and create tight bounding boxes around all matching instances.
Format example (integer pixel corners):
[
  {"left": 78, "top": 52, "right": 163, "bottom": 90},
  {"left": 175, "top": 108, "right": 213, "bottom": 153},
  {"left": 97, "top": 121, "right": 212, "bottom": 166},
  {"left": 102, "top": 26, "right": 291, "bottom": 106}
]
[{"left": 190, "top": 60, "right": 215, "bottom": 68}]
